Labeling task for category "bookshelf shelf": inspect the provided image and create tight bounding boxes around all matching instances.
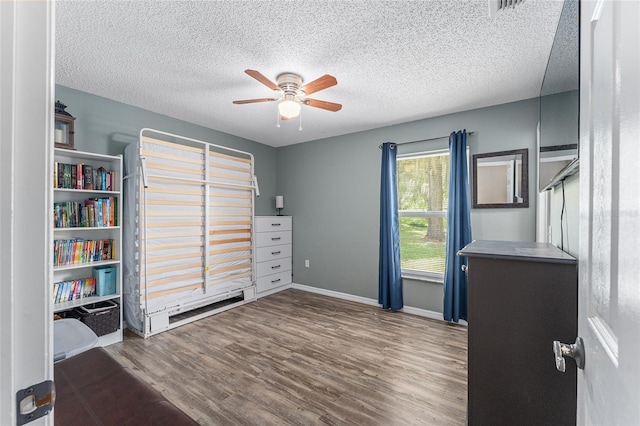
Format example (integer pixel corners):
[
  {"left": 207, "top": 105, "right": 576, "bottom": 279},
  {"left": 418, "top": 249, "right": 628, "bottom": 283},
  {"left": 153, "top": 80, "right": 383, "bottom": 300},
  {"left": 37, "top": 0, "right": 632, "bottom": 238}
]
[
  {"left": 53, "top": 259, "right": 120, "bottom": 272},
  {"left": 54, "top": 226, "right": 121, "bottom": 232},
  {"left": 54, "top": 188, "right": 119, "bottom": 195},
  {"left": 53, "top": 148, "right": 123, "bottom": 347},
  {"left": 53, "top": 293, "right": 122, "bottom": 313}
]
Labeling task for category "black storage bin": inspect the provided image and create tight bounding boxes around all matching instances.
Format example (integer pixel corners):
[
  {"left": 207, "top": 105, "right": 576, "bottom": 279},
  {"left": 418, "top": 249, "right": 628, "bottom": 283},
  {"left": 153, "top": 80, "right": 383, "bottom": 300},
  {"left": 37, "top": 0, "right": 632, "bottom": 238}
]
[{"left": 74, "top": 300, "right": 119, "bottom": 337}]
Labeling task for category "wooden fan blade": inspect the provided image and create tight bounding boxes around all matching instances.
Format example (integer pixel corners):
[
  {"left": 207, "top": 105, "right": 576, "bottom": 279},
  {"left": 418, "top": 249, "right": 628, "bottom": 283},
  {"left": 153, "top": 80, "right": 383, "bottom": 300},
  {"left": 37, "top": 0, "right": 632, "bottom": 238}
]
[
  {"left": 245, "top": 69, "right": 280, "bottom": 91},
  {"left": 300, "top": 75, "right": 337, "bottom": 95},
  {"left": 233, "top": 98, "right": 278, "bottom": 104},
  {"left": 304, "top": 98, "right": 342, "bottom": 112}
]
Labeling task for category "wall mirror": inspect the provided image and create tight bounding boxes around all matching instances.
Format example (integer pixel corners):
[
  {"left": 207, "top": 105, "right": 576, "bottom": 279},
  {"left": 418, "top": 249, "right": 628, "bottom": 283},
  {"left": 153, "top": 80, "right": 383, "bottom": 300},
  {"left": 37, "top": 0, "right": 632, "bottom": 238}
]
[
  {"left": 538, "top": 0, "right": 579, "bottom": 191},
  {"left": 473, "top": 149, "right": 529, "bottom": 209}
]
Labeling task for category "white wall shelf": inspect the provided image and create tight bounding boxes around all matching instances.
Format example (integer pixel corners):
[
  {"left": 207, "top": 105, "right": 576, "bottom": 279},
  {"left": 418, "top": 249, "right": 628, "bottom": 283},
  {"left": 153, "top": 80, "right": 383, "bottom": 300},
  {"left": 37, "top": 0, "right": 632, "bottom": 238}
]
[{"left": 53, "top": 148, "right": 123, "bottom": 347}]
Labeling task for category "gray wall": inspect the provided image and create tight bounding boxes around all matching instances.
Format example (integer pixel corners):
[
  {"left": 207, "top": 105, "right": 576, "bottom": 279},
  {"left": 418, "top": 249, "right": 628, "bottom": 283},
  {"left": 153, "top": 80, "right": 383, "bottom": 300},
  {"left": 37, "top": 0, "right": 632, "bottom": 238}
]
[
  {"left": 539, "top": 89, "right": 580, "bottom": 258},
  {"left": 57, "top": 85, "right": 548, "bottom": 314},
  {"left": 276, "top": 97, "right": 540, "bottom": 313},
  {"left": 55, "top": 85, "right": 278, "bottom": 215},
  {"left": 549, "top": 172, "right": 579, "bottom": 257}
]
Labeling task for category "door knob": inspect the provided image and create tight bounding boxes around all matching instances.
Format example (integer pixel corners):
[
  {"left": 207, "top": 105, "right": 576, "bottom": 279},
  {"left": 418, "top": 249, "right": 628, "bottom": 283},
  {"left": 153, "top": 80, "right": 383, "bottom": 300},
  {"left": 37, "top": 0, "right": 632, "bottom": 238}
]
[{"left": 553, "top": 337, "right": 585, "bottom": 372}]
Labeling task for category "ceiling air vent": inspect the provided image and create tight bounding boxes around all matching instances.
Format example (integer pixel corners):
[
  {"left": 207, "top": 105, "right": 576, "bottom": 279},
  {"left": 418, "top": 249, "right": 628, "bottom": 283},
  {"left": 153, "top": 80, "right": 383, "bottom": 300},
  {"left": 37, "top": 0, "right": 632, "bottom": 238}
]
[{"left": 489, "top": 0, "right": 525, "bottom": 17}]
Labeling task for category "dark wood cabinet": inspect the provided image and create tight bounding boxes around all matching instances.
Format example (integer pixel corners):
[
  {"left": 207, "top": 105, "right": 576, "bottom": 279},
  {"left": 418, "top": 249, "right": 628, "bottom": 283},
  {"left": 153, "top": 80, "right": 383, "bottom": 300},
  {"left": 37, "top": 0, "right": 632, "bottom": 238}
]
[{"left": 458, "top": 240, "right": 577, "bottom": 426}]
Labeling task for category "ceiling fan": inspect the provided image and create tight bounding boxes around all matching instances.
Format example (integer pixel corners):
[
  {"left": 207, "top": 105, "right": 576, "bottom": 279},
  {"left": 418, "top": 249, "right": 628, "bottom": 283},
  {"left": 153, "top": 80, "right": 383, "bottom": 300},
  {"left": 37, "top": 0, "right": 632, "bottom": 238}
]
[{"left": 233, "top": 69, "right": 342, "bottom": 128}]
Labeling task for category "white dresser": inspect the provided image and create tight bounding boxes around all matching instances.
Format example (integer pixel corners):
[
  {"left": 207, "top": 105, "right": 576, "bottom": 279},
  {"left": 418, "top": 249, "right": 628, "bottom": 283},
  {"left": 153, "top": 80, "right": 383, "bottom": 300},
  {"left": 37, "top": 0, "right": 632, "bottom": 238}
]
[{"left": 255, "top": 216, "right": 292, "bottom": 296}]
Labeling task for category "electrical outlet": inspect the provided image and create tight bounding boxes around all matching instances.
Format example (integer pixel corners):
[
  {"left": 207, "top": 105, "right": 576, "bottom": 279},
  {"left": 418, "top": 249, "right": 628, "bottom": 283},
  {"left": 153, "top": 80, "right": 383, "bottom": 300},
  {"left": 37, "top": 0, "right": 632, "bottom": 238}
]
[{"left": 305, "top": 259, "right": 309, "bottom": 268}]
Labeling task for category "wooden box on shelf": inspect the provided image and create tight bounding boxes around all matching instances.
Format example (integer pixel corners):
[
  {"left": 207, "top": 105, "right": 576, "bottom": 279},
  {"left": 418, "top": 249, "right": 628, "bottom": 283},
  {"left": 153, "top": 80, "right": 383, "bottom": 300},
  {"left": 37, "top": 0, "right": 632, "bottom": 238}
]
[{"left": 54, "top": 101, "right": 75, "bottom": 150}]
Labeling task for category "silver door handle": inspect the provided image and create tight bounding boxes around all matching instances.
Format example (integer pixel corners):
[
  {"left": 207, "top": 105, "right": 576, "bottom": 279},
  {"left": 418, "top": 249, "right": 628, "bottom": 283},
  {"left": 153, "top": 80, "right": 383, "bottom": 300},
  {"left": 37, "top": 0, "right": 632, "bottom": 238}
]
[{"left": 553, "top": 337, "right": 585, "bottom": 372}]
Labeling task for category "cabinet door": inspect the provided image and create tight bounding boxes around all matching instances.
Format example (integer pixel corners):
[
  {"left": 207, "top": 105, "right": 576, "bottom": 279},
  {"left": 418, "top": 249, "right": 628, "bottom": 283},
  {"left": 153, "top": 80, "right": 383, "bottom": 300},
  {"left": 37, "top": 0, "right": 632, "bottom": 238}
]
[{"left": 467, "top": 257, "right": 576, "bottom": 425}]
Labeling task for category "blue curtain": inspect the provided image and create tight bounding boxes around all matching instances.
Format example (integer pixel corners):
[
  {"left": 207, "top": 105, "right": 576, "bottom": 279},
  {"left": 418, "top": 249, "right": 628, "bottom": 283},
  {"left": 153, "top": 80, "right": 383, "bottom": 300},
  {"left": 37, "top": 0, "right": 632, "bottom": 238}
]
[
  {"left": 378, "top": 142, "right": 403, "bottom": 310},
  {"left": 443, "top": 130, "right": 472, "bottom": 322}
]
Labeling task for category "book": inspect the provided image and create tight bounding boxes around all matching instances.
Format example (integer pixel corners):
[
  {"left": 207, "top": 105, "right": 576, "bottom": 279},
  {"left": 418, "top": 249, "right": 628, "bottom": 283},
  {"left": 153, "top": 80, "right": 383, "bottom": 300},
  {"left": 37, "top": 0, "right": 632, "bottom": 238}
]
[
  {"left": 74, "top": 280, "right": 81, "bottom": 300},
  {"left": 82, "top": 164, "right": 93, "bottom": 190},
  {"left": 101, "top": 199, "right": 107, "bottom": 226},
  {"left": 77, "top": 163, "right": 84, "bottom": 189},
  {"left": 109, "top": 197, "right": 115, "bottom": 226},
  {"left": 57, "top": 163, "right": 64, "bottom": 189},
  {"left": 54, "top": 282, "right": 61, "bottom": 303},
  {"left": 61, "top": 282, "right": 70, "bottom": 302},
  {"left": 83, "top": 277, "right": 95, "bottom": 297},
  {"left": 53, "top": 162, "right": 58, "bottom": 188},
  {"left": 71, "top": 166, "right": 77, "bottom": 190},
  {"left": 97, "top": 167, "right": 106, "bottom": 191},
  {"left": 54, "top": 203, "right": 61, "bottom": 228},
  {"left": 63, "top": 163, "right": 72, "bottom": 189},
  {"left": 52, "top": 283, "right": 59, "bottom": 302}
]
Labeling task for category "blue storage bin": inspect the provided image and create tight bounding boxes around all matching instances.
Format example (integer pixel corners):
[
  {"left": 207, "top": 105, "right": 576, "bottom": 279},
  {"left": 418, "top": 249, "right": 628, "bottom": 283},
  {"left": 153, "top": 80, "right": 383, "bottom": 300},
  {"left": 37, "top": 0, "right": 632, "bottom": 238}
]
[{"left": 92, "top": 266, "right": 116, "bottom": 296}]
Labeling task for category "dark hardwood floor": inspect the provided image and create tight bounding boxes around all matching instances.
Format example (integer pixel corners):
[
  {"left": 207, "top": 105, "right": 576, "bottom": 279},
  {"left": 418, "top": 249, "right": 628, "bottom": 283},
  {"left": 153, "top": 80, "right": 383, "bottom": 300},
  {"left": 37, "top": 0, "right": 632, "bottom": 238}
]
[{"left": 106, "top": 289, "right": 468, "bottom": 425}]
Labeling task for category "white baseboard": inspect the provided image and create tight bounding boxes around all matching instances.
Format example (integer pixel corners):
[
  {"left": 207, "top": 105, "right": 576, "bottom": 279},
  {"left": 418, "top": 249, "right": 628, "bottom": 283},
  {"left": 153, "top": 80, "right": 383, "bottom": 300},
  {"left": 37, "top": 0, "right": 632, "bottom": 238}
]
[
  {"left": 256, "top": 283, "right": 292, "bottom": 299},
  {"left": 291, "top": 283, "right": 467, "bottom": 326}
]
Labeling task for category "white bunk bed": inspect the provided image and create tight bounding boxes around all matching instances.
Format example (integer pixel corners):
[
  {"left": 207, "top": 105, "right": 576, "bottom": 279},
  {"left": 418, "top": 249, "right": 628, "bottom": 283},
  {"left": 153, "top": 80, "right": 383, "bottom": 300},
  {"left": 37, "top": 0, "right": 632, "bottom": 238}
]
[{"left": 123, "top": 129, "right": 259, "bottom": 337}]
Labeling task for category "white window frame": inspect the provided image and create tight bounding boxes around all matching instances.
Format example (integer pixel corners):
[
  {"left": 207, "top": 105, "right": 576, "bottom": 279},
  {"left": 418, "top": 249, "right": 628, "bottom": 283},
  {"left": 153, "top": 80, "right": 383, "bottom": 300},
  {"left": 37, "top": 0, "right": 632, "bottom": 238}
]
[{"left": 397, "top": 148, "right": 469, "bottom": 283}]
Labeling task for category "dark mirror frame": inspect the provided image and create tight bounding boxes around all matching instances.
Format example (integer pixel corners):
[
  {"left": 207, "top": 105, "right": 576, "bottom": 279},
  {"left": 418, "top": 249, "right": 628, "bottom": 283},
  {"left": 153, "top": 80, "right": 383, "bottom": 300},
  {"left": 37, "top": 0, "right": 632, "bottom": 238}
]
[{"left": 472, "top": 148, "right": 529, "bottom": 209}]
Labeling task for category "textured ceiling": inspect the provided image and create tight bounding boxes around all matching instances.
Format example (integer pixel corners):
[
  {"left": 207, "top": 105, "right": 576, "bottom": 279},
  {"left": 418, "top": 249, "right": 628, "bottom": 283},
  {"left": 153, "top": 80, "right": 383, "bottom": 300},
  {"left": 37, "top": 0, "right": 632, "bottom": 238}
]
[{"left": 55, "top": 0, "right": 565, "bottom": 147}]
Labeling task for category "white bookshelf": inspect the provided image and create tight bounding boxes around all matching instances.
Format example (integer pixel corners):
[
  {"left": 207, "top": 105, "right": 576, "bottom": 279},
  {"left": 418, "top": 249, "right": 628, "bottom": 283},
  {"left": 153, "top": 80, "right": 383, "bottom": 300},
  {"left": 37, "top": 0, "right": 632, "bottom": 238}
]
[{"left": 53, "top": 148, "right": 123, "bottom": 346}]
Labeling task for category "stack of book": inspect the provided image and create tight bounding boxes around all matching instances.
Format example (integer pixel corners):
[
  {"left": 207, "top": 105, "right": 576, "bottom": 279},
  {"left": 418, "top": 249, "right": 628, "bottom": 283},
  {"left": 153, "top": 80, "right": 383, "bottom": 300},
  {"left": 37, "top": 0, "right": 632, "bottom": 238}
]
[
  {"left": 53, "top": 277, "right": 97, "bottom": 304},
  {"left": 54, "top": 162, "right": 115, "bottom": 191},
  {"left": 53, "top": 238, "right": 114, "bottom": 266},
  {"left": 53, "top": 197, "right": 117, "bottom": 228}
]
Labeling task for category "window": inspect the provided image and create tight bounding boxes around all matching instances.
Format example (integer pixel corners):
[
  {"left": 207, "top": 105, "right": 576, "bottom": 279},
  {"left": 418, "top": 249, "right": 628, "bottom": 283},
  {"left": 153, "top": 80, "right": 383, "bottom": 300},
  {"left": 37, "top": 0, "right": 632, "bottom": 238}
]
[{"left": 397, "top": 150, "right": 450, "bottom": 280}]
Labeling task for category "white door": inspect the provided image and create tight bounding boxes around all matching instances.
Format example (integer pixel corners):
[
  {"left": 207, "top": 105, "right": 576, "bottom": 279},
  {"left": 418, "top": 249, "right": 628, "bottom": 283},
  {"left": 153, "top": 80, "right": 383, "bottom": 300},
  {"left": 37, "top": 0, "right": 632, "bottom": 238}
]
[
  {"left": 0, "top": 1, "right": 54, "bottom": 425},
  {"left": 577, "top": 0, "right": 640, "bottom": 424}
]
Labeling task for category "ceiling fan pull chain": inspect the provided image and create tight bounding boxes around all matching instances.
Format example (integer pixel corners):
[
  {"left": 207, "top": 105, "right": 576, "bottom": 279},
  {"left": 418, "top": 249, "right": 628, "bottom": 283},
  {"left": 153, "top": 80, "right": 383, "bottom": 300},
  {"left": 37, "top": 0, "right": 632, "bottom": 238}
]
[
  {"left": 298, "top": 108, "right": 303, "bottom": 131},
  {"left": 276, "top": 107, "right": 281, "bottom": 128}
]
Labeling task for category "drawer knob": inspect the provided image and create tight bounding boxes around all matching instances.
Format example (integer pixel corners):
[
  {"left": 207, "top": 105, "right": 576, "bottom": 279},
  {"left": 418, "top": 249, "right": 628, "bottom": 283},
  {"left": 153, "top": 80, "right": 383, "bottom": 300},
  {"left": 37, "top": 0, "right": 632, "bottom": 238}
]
[
  {"left": 271, "top": 223, "right": 281, "bottom": 226},
  {"left": 271, "top": 237, "right": 281, "bottom": 241},
  {"left": 271, "top": 278, "right": 281, "bottom": 283},
  {"left": 271, "top": 251, "right": 281, "bottom": 255},
  {"left": 271, "top": 265, "right": 281, "bottom": 269}
]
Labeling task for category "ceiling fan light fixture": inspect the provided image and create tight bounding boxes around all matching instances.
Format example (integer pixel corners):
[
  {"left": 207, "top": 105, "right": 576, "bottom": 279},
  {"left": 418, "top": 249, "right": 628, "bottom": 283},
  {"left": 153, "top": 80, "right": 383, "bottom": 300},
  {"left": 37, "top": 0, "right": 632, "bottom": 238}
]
[
  {"left": 278, "top": 99, "right": 301, "bottom": 119},
  {"left": 234, "top": 69, "right": 341, "bottom": 124}
]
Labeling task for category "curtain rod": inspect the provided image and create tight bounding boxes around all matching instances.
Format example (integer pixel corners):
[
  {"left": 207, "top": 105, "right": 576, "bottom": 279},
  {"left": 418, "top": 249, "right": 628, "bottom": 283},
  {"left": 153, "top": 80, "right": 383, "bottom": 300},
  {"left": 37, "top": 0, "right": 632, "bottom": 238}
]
[{"left": 378, "top": 131, "right": 475, "bottom": 149}]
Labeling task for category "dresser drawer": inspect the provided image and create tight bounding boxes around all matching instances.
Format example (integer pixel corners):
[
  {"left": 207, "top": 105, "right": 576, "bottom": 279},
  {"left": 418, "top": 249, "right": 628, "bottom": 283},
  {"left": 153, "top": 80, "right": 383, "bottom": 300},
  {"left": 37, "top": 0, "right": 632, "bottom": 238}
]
[
  {"left": 256, "top": 216, "right": 292, "bottom": 232},
  {"left": 257, "top": 257, "right": 292, "bottom": 278},
  {"left": 256, "top": 270, "right": 292, "bottom": 293},
  {"left": 256, "top": 231, "right": 291, "bottom": 247},
  {"left": 256, "top": 244, "right": 292, "bottom": 262}
]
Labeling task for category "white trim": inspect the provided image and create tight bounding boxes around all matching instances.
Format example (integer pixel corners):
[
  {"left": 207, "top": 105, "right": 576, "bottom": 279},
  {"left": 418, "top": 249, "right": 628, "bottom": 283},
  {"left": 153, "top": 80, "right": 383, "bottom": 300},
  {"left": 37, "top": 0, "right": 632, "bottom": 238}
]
[
  {"left": 401, "top": 272, "right": 444, "bottom": 284},
  {"left": 292, "top": 283, "right": 379, "bottom": 306},
  {"left": 397, "top": 148, "right": 449, "bottom": 159},
  {"left": 1, "top": 1, "right": 54, "bottom": 424},
  {"left": 256, "top": 283, "right": 292, "bottom": 299},
  {"left": 398, "top": 210, "right": 447, "bottom": 218},
  {"left": 291, "top": 283, "right": 467, "bottom": 326}
]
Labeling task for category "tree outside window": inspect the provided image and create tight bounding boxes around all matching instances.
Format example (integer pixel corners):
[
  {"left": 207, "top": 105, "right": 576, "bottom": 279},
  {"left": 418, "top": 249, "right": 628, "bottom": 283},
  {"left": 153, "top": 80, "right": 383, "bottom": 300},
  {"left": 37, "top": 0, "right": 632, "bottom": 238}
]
[{"left": 397, "top": 151, "right": 449, "bottom": 279}]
